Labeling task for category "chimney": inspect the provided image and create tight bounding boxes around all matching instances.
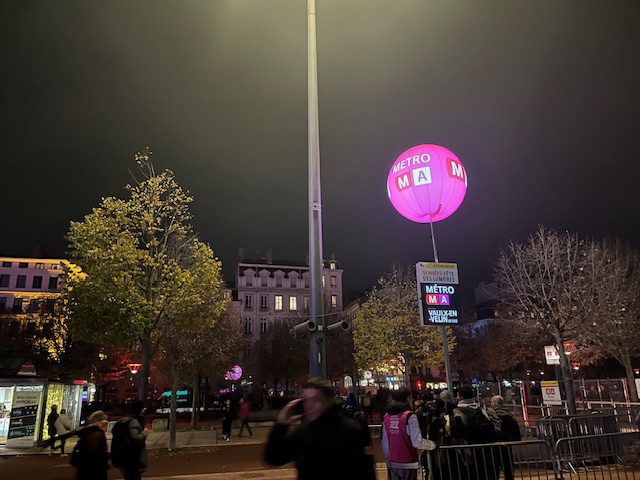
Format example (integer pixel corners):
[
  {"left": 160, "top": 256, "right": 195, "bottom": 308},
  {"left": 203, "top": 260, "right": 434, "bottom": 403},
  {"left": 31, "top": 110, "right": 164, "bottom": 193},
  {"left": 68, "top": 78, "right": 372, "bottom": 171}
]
[
  {"left": 238, "top": 248, "right": 245, "bottom": 261},
  {"left": 267, "top": 248, "right": 273, "bottom": 265}
]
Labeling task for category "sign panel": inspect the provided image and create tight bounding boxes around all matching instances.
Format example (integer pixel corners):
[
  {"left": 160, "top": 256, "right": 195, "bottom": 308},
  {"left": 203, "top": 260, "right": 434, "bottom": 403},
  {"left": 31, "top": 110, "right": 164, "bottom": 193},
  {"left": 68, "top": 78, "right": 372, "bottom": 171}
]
[
  {"left": 544, "top": 342, "right": 575, "bottom": 365},
  {"left": 541, "top": 380, "right": 562, "bottom": 405},
  {"left": 6, "top": 390, "right": 42, "bottom": 447},
  {"left": 544, "top": 346, "right": 560, "bottom": 365},
  {"left": 416, "top": 262, "right": 460, "bottom": 325}
]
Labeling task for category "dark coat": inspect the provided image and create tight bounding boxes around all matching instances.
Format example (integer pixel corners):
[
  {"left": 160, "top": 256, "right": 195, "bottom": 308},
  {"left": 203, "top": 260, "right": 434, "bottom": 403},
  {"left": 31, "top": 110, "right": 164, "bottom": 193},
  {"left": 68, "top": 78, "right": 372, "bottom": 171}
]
[
  {"left": 493, "top": 407, "right": 522, "bottom": 442},
  {"left": 120, "top": 416, "right": 148, "bottom": 473},
  {"left": 265, "top": 405, "right": 372, "bottom": 480},
  {"left": 74, "top": 425, "right": 109, "bottom": 480}
]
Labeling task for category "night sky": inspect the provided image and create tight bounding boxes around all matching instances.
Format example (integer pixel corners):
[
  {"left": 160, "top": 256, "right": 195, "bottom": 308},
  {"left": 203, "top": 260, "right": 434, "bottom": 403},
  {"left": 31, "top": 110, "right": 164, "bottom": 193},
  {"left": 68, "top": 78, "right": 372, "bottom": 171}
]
[{"left": 1, "top": 1, "right": 639, "bottom": 305}]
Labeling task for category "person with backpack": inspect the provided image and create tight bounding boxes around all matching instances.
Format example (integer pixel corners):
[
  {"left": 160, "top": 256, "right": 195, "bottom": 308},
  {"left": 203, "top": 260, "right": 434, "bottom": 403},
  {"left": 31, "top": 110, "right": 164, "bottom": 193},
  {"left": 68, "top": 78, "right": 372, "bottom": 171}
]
[
  {"left": 72, "top": 410, "right": 109, "bottom": 480},
  {"left": 111, "top": 401, "right": 148, "bottom": 480},
  {"left": 450, "top": 386, "right": 499, "bottom": 480},
  {"left": 382, "top": 388, "right": 435, "bottom": 480},
  {"left": 487, "top": 395, "right": 521, "bottom": 480}
]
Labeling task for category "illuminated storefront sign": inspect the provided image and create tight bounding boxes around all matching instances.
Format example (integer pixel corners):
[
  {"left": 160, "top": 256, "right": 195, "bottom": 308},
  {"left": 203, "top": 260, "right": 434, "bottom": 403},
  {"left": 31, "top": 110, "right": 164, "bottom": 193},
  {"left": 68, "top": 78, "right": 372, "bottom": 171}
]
[{"left": 387, "top": 144, "right": 468, "bottom": 223}]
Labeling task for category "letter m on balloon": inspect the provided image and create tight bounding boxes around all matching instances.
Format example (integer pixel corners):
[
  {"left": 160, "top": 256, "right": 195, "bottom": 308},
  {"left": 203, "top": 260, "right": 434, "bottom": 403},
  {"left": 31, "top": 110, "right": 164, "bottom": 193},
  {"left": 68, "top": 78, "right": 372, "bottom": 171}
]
[
  {"left": 395, "top": 173, "right": 412, "bottom": 191},
  {"left": 447, "top": 158, "right": 466, "bottom": 182}
]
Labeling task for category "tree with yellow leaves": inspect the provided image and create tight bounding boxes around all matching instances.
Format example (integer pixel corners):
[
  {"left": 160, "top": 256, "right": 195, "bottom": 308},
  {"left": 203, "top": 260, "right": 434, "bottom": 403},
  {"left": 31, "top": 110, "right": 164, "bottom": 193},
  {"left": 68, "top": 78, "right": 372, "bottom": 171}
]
[{"left": 353, "top": 266, "right": 453, "bottom": 386}]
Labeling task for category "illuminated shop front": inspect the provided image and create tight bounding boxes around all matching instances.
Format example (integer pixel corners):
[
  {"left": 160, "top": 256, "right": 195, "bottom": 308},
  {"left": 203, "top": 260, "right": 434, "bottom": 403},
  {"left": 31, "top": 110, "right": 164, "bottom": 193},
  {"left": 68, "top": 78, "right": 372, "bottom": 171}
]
[{"left": 0, "top": 378, "right": 85, "bottom": 447}]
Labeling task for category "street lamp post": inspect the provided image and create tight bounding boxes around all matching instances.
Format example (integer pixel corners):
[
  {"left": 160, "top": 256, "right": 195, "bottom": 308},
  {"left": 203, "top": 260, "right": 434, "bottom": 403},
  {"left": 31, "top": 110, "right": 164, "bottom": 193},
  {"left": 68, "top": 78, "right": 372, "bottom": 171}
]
[{"left": 307, "top": 0, "right": 326, "bottom": 379}]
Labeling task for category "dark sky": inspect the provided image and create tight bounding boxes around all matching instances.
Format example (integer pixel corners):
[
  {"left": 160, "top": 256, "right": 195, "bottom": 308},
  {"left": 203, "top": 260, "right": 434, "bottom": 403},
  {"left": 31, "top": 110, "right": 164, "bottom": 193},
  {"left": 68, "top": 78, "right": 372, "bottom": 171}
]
[{"left": 1, "top": 1, "right": 639, "bottom": 305}]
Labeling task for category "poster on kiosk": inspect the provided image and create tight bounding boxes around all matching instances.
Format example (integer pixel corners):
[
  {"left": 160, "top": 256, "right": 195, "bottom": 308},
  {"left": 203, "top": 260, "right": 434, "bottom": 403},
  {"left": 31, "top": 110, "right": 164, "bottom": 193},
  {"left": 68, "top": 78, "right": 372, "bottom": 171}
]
[{"left": 416, "top": 262, "right": 460, "bottom": 326}]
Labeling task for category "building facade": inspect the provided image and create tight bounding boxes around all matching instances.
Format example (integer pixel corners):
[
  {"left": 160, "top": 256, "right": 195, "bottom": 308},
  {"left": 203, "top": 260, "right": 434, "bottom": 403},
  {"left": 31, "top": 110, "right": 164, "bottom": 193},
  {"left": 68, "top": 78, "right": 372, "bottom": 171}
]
[
  {"left": 235, "top": 252, "right": 344, "bottom": 366},
  {"left": 0, "top": 257, "right": 66, "bottom": 316}
]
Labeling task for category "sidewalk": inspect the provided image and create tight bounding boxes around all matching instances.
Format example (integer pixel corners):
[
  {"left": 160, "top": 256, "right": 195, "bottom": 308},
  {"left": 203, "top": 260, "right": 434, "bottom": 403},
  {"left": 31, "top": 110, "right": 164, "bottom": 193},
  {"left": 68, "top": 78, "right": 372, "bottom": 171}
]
[
  {"left": 145, "top": 467, "right": 389, "bottom": 480},
  {"left": 0, "top": 424, "right": 270, "bottom": 456}
]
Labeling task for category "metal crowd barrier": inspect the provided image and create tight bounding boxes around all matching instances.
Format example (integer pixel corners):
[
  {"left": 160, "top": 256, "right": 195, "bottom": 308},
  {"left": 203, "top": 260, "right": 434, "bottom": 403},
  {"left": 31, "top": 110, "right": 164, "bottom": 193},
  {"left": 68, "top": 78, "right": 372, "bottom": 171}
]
[
  {"left": 428, "top": 440, "right": 555, "bottom": 480},
  {"left": 422, "top": 433, "right": 640, "bottom": 480},
  {"left": 554, "top": 431, "right": 640, "bottom": 478}
]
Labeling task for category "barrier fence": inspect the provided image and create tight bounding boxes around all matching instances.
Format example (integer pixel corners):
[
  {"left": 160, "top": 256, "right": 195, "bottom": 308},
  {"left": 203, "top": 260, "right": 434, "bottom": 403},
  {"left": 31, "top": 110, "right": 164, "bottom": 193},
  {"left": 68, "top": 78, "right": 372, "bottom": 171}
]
[{"left": 423, "top": 432, "right": 640, "bottom": 480}]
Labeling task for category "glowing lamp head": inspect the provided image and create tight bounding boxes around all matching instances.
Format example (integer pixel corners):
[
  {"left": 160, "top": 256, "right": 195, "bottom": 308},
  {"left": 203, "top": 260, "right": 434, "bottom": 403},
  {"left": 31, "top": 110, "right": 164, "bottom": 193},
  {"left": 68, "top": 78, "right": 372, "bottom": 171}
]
[
  {"left": 226, "top": 365, "right": 243, "bottom": 381},
  {"left": 387, "top": 144, "right": 468, "bottom": 223}
]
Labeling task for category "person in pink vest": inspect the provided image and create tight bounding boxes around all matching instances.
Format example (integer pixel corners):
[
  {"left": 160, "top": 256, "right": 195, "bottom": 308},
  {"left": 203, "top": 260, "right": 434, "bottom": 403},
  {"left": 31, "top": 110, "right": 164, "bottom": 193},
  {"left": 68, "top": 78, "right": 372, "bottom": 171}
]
[{"left": 383, "top": 388, "right": 434, "bottom": 480}]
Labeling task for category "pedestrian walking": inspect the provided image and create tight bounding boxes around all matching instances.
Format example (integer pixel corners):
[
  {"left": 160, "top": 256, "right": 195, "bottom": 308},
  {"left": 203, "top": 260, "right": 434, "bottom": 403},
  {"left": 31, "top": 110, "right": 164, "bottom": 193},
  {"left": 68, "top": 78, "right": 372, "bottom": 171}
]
[
  {"left": 54, "top": 408, "right": 72, "bottom": 456},
  {"left": 222, "top": 398, "right": 233, "bottom": 441},
  {"left": 487, "top": 395, "right": 521, "bottom": 480},
  {"left": 382, "top": 388, "right": 435, "bottom": 480},
  {"left": 238, "top": 398, "right": 253, "bottom": 437},
  {"left": 71, "top": 410, "right": 109, "bottom": 480},
  {"left": 111, "top": 401, "right": 148, "bottom": 480},
  {"left": 265, "top": 377, "right": 374, "bottom": 480},
  {"left": 47, "top": 405, "right": 59, "bottom": 455}
]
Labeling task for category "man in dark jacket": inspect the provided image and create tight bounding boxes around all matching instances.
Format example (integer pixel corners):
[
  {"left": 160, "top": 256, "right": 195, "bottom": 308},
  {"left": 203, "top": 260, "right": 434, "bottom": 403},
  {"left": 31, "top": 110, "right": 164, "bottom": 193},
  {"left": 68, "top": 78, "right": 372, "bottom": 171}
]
[
  {"left": 115, "top": 401, "right": 148, "bottom": 480},
  {"left": 265, "top": 378, "right": 372, "bottom": 480}
]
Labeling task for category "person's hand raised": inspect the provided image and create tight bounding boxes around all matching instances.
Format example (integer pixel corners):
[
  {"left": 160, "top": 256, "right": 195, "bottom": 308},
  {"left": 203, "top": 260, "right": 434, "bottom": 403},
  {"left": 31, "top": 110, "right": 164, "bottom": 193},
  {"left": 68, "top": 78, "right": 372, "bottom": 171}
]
[{"left": 277, "top": 398, "right": 303, "bottom": 426}]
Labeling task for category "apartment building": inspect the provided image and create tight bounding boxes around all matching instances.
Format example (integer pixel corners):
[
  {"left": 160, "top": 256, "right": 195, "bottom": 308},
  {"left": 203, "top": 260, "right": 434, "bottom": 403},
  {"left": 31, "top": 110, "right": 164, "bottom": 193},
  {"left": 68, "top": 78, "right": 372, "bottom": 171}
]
[
  {"left": 0, "top": 257, "right": 66, "bottom": 315},
  {"left": 235, "top": 250, "right": 344, "bottom": 363}
]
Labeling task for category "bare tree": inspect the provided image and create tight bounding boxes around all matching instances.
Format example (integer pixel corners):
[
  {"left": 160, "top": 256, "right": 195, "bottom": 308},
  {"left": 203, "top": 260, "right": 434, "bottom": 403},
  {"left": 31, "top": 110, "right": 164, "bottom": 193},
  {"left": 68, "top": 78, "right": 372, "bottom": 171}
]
[
  {"left": 495, "top": 226, "right": 594, "bottom": 413},
  {"left": 575, "top": 239, "right": 640, "bottom": 401}
]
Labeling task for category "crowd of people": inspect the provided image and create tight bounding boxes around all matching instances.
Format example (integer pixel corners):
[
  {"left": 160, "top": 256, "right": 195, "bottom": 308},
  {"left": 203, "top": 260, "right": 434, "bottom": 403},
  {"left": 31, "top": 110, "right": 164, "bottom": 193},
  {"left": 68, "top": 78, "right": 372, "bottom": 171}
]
[{"left": 265, "top": 382, "right": 523, "bottom": 480}]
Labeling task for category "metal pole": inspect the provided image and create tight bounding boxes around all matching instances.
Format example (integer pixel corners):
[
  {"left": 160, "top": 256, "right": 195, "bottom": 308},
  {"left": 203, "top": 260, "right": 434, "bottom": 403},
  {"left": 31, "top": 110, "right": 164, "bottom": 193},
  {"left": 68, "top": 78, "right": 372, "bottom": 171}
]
[
  {"left": 307, "top": 0, "right": 326, "bottom": 378},
  {"left": 429, "top": 220, "right": 453, "bottom": 393}
]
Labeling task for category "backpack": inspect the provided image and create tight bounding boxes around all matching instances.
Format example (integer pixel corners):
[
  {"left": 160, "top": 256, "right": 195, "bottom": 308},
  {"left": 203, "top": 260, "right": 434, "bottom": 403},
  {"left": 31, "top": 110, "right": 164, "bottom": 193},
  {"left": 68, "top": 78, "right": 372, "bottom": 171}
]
[
  {"left": 110, "top": 418, "right": 133, "bottom": 468},
  {"left": 484, "top": 407, "right": 502, "bottom": 437},
  {"left": 460, "top": 407, "right": 497, "bottom": 444}
]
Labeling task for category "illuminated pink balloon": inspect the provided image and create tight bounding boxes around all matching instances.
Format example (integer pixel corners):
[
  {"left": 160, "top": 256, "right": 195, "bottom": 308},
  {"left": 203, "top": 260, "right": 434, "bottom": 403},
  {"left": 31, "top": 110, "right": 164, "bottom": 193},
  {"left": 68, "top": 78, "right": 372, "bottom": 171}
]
[
  {"left": 226, "top": 365, "right": 243, "bottom": 381},
  {"left": 387, "top": 144, "right": 468, "bottom": 223}
]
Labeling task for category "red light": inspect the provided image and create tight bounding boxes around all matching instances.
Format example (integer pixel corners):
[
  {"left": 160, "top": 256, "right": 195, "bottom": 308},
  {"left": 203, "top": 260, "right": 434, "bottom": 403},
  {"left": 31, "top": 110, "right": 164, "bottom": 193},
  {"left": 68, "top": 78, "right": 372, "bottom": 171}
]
[{"left": 416, "top": 380, "right": 423, "bottom": 391}]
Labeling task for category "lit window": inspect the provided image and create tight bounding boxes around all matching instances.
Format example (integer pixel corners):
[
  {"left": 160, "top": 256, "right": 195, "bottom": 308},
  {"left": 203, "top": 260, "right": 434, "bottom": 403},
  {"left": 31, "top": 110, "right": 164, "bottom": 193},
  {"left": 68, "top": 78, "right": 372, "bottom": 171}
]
[
  {"left": 330, "top": 262, "right": 336, "bottom": 269},
  {"left": 331, "top": 295, "right": 338, "bottom": 308},
  {"left": 322, "top": 276, "right": 325, "bottom": 287},
  {"left": 32, "top": 276, "right": 42, "bottom": 289},
  {"left": 260, "top": 318, "right": 268, "bottom": 333},
  {"left": 330, "top": 276, "right": 337, "bottom": 287},
  {"left": 35, "top": 263, "right": 44, "bottom": 270},
  {"left": 275, "top": 295, "right": 283, "bottom": 311},
  {"left": 260, "top": 295, "right": 268, "bottom": 309},
  {"left": 289, "top": 296, "right": 297, "bottom": 311}
]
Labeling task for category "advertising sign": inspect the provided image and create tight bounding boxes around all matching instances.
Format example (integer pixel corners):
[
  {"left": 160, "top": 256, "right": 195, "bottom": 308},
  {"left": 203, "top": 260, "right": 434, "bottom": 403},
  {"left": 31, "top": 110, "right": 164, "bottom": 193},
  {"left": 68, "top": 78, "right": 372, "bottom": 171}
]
[
  {"left": 416, "top": 262, "right": 460, "bottom": 325},
  {"left": 541, "top": 380, "right": 563, "bottom": 405},
  {"left": 6, "top": 389, "right": 42, "bottom": 447}
]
